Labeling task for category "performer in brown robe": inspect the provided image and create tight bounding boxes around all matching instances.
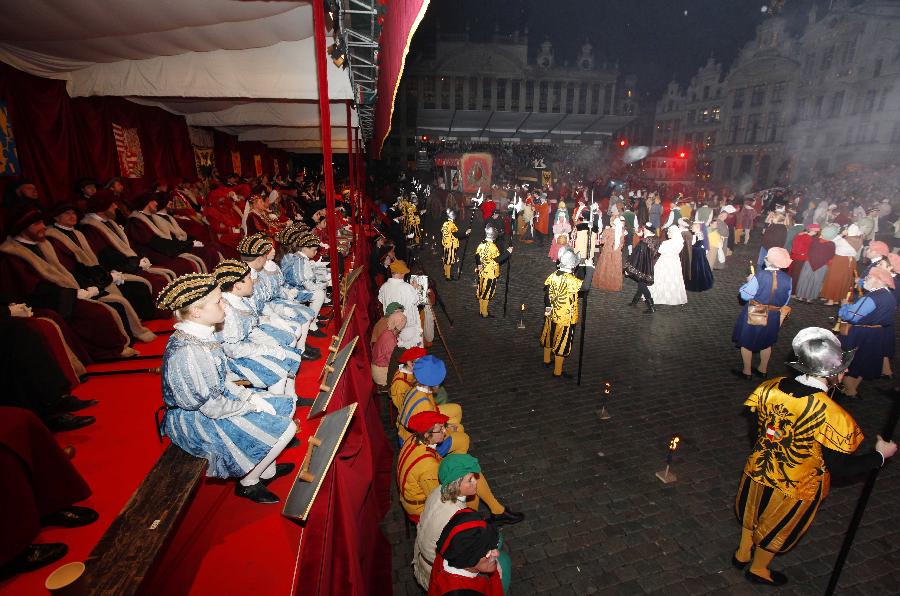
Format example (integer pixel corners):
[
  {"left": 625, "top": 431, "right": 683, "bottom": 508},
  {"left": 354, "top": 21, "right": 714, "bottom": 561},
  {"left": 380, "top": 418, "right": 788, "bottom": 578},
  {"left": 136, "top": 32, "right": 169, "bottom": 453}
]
[
  {"left": 78, "top": 190, "right": 175, "bottom": 302},
  {"left": 0, "top": 210, "right": 133, "bottom": 361},
  {"left": 0, "top": 407, "right": 98, "bottom": 574},
  {"left": 125, "top": 192, "right": 205, "bottom": 275}
]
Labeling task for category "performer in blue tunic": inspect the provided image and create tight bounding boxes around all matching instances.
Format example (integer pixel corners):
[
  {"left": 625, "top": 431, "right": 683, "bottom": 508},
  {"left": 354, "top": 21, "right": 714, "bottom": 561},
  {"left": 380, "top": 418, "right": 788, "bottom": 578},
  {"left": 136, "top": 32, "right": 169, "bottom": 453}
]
[
  {"left": 237, "top": 234, "right": 321, "bottom": 361},
  {"left": 732, "top": 247, "right": 793, "bottom": 380},
  {"left": 837, "top": 266, "right": 897, "bottom": 398},
  {"left": 157, "top": 273, "right": 298, "bottom": 504},
  {"left": 214, "top": 260, "right": 303, "bottom": 394},
  {"left": 279, "top": 227, "right": 329, "bottom": 331}
]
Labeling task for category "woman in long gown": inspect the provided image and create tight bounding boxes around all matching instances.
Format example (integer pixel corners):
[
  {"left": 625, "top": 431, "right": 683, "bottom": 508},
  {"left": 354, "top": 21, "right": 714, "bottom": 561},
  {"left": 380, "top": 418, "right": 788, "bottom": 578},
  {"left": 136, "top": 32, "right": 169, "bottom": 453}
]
[
  {"left": 592, "top": 217, "right": 624, "bottom": 292},
  {"left": 687, "top": 223, "right": 714, "bottom": 292},
  {"left": 548, "top": 208, "right": 572, "bottom": 262},
  {"left": 821, "top": 225, "right": 856, "bottom": 305},
  {"left": 649, "top": 226, "right": 687, "bottom": 306},
  {"left": 795, "top": 228, "right": 835, "bottom": 302}
]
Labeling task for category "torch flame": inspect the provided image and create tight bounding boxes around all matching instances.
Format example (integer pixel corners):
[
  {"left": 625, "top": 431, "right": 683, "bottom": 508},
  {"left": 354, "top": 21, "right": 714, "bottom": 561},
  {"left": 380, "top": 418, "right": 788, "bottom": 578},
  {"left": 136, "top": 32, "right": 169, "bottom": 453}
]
[{"left": 669, "top": 436, "right": 680, "bottom": 450}]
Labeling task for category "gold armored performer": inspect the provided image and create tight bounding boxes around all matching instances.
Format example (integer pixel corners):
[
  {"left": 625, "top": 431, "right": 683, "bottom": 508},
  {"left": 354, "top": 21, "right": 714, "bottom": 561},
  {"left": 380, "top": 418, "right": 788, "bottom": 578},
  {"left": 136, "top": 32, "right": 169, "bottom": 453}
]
[
  {"left": 733, "top": 327, "right": 897, "bottom": 587},
  {"left": 541, "top": 247, "right": 584, "bottom": 378},
  {"left": 441, "top": 208, "right": 470, "bottom": 280},
  {"left": 474, "top": 226, "right": 512, "bottom": 318}
]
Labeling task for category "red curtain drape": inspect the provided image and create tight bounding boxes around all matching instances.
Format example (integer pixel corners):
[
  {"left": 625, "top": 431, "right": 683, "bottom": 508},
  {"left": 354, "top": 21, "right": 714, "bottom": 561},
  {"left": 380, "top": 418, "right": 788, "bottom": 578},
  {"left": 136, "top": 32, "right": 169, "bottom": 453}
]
[
  {"left": 372, "top": 0, "right": 430, "bottom": 159},
  {"left": 0, "top": 62, "right": 197, "bottom": 207},
  {"left": 295, "top": 258, "right": 394, "bottom": 596}
]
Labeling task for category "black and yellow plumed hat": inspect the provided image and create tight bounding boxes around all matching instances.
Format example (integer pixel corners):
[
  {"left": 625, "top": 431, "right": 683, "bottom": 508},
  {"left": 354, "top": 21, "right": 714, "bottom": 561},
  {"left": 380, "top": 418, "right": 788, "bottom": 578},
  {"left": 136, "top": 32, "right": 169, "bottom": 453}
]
[
  {"left": 156, "top": 273, "right": 217, "bottom": 310},
  {"left": 213, "top": 259, "right": 251, "bottom": 286},
  {"left": 237, "top": 233, "right": 273, "bottom": 258}
]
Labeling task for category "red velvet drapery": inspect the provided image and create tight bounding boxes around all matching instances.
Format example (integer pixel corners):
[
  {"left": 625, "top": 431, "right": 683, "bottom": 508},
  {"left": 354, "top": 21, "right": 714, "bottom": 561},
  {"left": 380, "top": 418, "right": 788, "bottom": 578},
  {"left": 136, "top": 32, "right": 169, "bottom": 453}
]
[
  {"left": 0, "top": 63, "right": 196, "bottom": 206},
  {"left": 372, "top": 0, "right": 430, "bottom": 159}
]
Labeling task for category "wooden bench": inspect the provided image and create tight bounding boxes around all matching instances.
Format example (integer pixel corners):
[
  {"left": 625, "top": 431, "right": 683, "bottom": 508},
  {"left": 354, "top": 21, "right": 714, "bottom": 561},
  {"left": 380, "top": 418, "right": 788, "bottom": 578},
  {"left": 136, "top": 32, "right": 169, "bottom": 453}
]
[{"left": 81, "top": 445, "right": 206, "bottom": 595}]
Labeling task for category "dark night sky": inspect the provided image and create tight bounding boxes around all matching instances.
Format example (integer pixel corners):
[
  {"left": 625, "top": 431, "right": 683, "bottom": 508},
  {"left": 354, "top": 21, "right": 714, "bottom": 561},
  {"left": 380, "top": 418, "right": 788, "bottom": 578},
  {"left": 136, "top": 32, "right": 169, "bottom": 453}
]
[{"left": 409, "top": 0, "right": 822, "bottom": 99}]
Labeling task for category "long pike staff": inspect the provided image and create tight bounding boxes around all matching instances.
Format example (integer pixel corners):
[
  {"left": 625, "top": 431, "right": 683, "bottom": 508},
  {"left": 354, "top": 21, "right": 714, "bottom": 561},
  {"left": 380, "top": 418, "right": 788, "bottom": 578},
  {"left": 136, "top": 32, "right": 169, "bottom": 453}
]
[
  {"left": 824, "top": 388, "right": 900, "bottom": 595},
  {"left": 576, "top": 265, "right": 594, "bottom": 386},
  {"left": 456, "top": 189, "right": 480, "bottom": 280},
  {"left": 502, "top": 251, "right": 512, "bottom": 317}
]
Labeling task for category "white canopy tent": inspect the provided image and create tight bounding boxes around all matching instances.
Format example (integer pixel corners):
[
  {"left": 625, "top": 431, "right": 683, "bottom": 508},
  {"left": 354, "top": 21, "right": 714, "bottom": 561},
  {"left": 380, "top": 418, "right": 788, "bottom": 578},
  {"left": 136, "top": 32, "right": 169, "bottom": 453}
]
[{"left": 0, "top": 0, "right": 358, "bottom": 153}]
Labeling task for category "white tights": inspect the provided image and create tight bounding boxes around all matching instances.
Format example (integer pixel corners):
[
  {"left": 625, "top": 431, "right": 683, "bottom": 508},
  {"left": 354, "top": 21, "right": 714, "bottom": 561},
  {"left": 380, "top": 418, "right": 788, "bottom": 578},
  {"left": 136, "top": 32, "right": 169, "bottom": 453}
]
[{"left": 240, "top": 420, "right": 297, "bottom": 487}]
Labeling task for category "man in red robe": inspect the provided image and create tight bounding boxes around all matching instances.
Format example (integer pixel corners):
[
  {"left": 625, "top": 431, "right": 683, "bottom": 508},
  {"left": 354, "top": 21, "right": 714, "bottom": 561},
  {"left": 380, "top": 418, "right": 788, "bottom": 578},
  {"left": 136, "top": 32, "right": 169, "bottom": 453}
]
[
  {"left": 79, "top": 190, "right": 174, "bottom": 305},
  {"left": 125, "top": 192, "right": 204, "bottom": 275},
  {"left": 0, "top": 408, "right": 99, "bottom": 575},
  {"left": 0, "top": 210, "right": 133, "bottom": 361}
]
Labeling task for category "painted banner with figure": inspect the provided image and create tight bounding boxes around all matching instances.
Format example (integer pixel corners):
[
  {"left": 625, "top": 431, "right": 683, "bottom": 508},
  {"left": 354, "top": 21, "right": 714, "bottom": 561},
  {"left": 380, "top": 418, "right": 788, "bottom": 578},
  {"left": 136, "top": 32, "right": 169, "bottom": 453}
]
[
  {"left": 194, "top": 147, "right": 214, "bottom": 180},
  {"left": 231, "top": 151, "right": 241, "bottom": 175},
  {"left": 0, "top": 101, "right": 20, "bottom": 175},
  {"left": 460, "top": 152, "right": 492, "bottom": 194},
  {"left": 112, "top": 123, "right": 145, "bottom": 178},
  {"left": 253, "top": 154, "right": 262, "bottom": 177}
]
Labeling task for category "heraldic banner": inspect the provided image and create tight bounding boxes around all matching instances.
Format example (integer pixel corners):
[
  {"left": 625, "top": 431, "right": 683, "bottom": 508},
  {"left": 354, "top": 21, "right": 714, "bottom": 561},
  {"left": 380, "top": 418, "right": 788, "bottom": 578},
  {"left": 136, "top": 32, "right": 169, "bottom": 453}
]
[
  {"left": 253, "top": 154, "right": 262, "bottom": 177},
  {"left": 231, "top": 151, "right": 241, "bottom": 175},
  {"left": 194, "top": 147, "right": 214, "bottom": 180},
  {"left": 0, "top": 101, "right": 21, "bottom": 176},
  {"left": 112, "top": 123, "right": 145, "bottom": 178}
]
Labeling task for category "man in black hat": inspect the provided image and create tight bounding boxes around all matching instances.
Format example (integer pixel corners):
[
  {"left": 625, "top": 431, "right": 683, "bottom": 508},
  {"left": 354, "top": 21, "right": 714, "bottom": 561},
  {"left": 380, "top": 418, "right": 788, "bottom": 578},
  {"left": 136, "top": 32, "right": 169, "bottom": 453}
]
[
  {"left": 428, "top": 509, "right": 505, "bottom": 595},
  {"left": 125, "top": 192, "right": 205, "bottom": 275},
  {"left": 0, "top": 209, "right": 134, "bottom": 361},
  {"left": 2, "top": 178, "right": 41, "bottom": 212}
]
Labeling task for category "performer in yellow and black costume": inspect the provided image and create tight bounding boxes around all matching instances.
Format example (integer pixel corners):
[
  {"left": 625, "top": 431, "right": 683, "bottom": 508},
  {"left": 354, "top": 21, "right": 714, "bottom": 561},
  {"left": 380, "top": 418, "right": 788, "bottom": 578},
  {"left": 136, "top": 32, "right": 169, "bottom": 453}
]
[
  {"left": 441, "top": 208, "right": 470, "bottom": 280},
  {"left": 541, "top": 247, "right": 585, "bottom": 378},
  {"left": 733, "top": 327, "right": 897, "bottom": 587},
  {"left": 474, "top": 226, "right": 512, "bottom": 318}
]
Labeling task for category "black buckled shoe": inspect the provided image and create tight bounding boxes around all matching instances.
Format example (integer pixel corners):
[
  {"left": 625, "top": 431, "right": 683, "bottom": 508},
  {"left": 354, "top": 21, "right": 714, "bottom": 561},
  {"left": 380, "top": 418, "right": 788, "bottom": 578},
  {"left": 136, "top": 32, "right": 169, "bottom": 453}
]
[
  {"left": 488, "top": 509, "right": 525, "bottom": 526},
  {"left": 308, "top": 328, "right": 327, "bottom": 338},
  {"left": 302, "top": 348, "right": 322, "bottom": 361},
  {"left": 46, "top": 413, "right": 96, "bottom": 433},
  {"left": 752, "top": 369, "right": 769, "bottom": 379},
  {"left": 235, "top": 482, "right": 280, "bottom": 504},
  {"left": 41, "top": 506, "right": 99, "bottom": 528},
  {"left": 261, "top": 463, "right": 296, "bottom": 485},
  {"left": 731, "top": 553, "right": 750, "bottom": 570},
  {"left": 57, "top": 395, "right": 99, "bottom": 412},
  {"left": 731, "top": 369, "right": 753, "bottom": 381},
  {"left": 7, "top": 543, "right": 68, "bottom": 574},
  {"left": 744, "top": 568, "right": 788, "bottom": 586}
]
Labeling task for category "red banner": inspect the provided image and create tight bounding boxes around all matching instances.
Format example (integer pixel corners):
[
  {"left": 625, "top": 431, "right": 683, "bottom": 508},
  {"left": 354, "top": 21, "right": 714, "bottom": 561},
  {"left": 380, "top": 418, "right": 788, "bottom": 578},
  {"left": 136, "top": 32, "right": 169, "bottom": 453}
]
[
  {"left": 112, "top": 123, "right": 144, "bottom": 178},
  {"left": 460, "top": 152, "right": 492, "bottom": 193},
  {"left": 231, "top": 151, "right": 241, "bottom": 175},
  {"left": 253, "top": 154, "right": 262, "bottom": 176}
]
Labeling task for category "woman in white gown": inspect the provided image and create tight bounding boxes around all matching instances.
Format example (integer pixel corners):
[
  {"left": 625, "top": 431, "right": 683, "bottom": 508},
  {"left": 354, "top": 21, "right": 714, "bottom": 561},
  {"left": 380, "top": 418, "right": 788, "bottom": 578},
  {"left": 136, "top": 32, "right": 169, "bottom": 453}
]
[{"left": 650, "top": 226, "right": 688, "bottom": 306}]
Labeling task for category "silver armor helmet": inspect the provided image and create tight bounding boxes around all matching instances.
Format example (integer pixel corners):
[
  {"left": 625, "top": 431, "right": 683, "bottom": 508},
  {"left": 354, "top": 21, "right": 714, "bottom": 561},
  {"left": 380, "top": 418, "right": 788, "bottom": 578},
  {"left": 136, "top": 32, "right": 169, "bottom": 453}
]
[
  {"left": 558, "top": 247, "right": 580, "bottom": 273},
  {"left": 484, "top": 225, "right": 498, "bottom": 242},
  {"left": 788, "top": 327, "right": 856, "bottom": 377},
  {"left": 446, "top": 208, "right": 457, "bottom": 221}
]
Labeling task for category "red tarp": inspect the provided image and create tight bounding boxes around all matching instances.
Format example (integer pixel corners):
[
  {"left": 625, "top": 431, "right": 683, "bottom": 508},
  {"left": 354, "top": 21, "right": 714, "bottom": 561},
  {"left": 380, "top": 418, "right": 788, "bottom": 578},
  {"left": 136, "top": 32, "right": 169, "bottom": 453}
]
[{"left": 372, "top": 0, "right": 430, "bottom": 159}]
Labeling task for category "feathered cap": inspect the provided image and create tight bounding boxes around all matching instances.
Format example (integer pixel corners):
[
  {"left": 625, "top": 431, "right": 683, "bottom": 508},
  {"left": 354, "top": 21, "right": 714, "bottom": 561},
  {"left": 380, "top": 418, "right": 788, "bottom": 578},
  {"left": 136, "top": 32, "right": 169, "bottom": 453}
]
[
  {"left": 156, "top": 273, "right": 217, "bottom": 310},
  {"left": 213, "top": 259, "right": 251, "bottom": 286},
  {"left": 237, "top": 233, "right": 273, "bottom": 258}
]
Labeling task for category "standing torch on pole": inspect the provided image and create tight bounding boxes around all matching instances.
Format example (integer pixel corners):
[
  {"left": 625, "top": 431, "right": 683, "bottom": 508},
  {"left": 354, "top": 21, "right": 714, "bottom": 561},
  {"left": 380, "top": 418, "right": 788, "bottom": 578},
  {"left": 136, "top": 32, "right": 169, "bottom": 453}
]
[
  {"left": 517, "top": 303, "right": 526, "bottom": 329},
  {"left": 656, "top": 435, "right": 680, "bottom": 484},
  {"left": 598, "top": 381, "right": 612, "bottom": 420}
]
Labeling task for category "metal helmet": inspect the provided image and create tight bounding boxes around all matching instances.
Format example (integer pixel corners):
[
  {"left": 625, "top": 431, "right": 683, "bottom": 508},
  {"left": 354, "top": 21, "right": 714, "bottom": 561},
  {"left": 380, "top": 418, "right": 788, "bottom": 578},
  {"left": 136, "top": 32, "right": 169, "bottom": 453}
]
[
  {"left": 446, "top": 208, "right": 456, "bottom": 221},
  {"left": 788, "top": 327, "right": 856, "bottom": 377},
  {"left": 484, "top": 225, "right": 498, "bottom": 242},
  {"left": 558, "top": 247, "right": 580, "bottom": 272}
]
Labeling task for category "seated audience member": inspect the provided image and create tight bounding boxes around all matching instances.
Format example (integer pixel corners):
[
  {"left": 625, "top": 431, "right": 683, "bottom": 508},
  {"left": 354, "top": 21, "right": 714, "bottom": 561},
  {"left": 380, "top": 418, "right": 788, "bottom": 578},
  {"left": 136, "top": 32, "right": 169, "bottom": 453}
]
[
  {"left": 0, "top": 407, "right": 99, "bottom": 575},
  {"left": 370, "top": 303, "right": 406, "bottom": 392},
  {"left": 397, "top": 411, "right": 522, "bottom": 525},
  {"left": 390, "top": 347, "right": 426, "bottom": 412},
  {"left": 126, "top": 192, "right": 205, "bottom": 275},
  {"left": 377, "top": 259, "right": 423, "bottom": 349},
  {"left": 152, "top": 192, "right": 224, "bottom": 270},
  {"left": 397, "top": 356, "right": 468, "bottom": 455},
  {"left": 0, "top": 305, "right": 96, "bottom": 432},
  {"left": 0, "top": 209, "right": 134, "bottom": 360},
  {"left": 46, "top": 202, "right": 158, "bottom": 339},
  {"left": 414, "top": 455, "right": 513, "bottom": 594},
  {"left": 427, "top": 509, "right": 504, "bottom": 596},
  {"left": 157, "top": 274, "right": 297, "bottom": 504},
  {"left": 79, "top": 189, "right": 175, "bottom": 304},
  {"left": 214, "top": 259, "right": 302, "bottom": 394}
]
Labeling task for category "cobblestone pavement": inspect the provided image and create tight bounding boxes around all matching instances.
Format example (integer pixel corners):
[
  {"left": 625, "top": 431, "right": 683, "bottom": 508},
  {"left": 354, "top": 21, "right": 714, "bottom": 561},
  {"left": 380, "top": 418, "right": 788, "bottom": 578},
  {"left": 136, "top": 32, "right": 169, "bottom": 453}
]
[{"left": 380, "top": 221, "right": 900, "bottom": 596}]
